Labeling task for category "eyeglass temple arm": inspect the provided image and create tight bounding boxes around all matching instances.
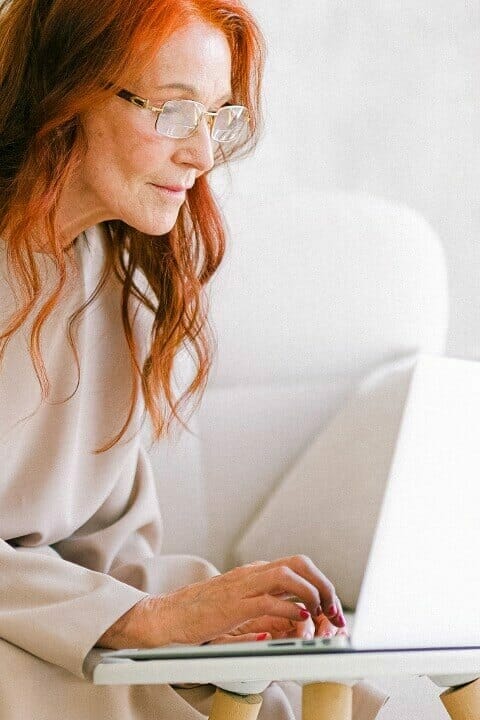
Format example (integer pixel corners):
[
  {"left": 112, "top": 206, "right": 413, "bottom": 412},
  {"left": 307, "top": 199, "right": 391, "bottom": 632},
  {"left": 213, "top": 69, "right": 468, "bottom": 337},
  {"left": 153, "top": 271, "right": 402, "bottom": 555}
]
[{"left": 116, "top": 88, "right": 164, "bottom": 113}]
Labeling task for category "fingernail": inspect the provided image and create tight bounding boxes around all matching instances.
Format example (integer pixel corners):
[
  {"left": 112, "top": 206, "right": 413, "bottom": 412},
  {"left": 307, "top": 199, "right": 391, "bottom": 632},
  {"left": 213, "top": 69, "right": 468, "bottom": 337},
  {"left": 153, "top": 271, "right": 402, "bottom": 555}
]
[
  {"left": 322, "top": 632, "right": 333, "bottom": 639},
  {"left": 256, "top": 632, "right": 268, "bottom": 641},
  {"left": 304, "top": 631, "right": 313, "bottom": 640},
  {"left": 300, "top": 609, "right": 310, "bottom": 619},
  {"left": 337, "top": 615, "right": 346, "bottom": 627},
  {"left": 328, "top": 604, "right": 337, "bottom": 617}
]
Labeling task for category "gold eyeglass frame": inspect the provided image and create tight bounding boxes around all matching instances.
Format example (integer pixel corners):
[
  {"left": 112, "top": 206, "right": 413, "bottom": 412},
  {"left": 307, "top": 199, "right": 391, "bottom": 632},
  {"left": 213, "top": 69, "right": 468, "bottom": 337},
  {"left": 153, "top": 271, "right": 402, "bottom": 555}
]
[{"left": 116, "top": 88, "right": 250, "bottom": 141}]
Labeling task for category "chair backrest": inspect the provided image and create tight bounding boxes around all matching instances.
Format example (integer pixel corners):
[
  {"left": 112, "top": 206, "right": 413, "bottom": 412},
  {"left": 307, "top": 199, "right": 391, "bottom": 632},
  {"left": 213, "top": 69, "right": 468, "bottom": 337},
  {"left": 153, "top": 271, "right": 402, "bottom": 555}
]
[{"left": 145, "top": 189, "right": 449, "bottom": 571}]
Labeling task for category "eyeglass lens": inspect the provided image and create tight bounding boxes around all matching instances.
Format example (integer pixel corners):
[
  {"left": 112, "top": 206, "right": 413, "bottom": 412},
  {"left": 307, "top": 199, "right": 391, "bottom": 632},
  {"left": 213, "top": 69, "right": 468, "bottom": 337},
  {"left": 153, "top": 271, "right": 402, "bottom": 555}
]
[{"left": 155, "top": 100, "right": 248, "bottom": 142}]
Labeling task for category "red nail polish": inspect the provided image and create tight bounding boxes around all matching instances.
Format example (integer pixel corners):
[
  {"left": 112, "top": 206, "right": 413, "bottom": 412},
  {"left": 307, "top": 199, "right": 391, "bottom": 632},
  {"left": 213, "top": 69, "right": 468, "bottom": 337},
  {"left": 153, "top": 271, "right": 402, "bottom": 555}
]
[
  {"left": 256, "top": 632, "right": 268, "bottom": 641},
  {"left": 328, "top": 604, "right": 337, "bottom": 616},
  {"left": 300, "top": 609, "right": 310, "bottom": 619}
]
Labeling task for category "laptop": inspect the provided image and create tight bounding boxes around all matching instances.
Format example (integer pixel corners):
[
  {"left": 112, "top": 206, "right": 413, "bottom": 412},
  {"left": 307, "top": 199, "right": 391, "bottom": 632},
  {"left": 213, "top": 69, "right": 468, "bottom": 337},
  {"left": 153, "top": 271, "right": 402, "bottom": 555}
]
[{"left": 96, "top": 354, "right": 480, "bottom": 663}]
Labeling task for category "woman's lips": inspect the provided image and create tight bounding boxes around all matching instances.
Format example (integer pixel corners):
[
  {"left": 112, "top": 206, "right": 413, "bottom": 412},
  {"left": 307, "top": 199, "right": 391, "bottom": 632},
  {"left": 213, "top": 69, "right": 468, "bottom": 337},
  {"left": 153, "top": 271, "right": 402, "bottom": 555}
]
[{"left": 151, "top": 184, "right": 186, "bottom": 198}]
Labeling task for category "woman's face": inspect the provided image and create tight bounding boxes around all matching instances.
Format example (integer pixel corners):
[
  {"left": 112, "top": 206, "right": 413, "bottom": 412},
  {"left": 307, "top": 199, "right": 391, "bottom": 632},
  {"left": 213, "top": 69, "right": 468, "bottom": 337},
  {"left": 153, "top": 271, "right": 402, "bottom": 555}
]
[{"left": 77, "top": 20, "right": 232, "bottom": 236}]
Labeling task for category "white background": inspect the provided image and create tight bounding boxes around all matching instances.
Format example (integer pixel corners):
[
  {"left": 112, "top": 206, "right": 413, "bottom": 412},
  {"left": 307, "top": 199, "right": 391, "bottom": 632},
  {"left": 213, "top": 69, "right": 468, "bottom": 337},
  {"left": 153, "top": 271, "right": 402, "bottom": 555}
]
[{"left": 223, "top": 1, "right": 480, "bottom": 359}]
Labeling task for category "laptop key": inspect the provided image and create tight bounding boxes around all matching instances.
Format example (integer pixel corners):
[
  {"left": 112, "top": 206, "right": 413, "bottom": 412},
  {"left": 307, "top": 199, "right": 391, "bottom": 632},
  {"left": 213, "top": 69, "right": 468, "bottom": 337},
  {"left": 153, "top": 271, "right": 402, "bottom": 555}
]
[{"left": 267, "top": 641, "right": 296, "bottom": 647}]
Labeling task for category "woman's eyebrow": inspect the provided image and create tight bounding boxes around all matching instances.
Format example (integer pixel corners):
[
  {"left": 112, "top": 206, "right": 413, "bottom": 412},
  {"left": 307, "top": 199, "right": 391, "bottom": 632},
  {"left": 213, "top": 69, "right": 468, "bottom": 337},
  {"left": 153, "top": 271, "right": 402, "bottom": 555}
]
[{"left": 154, "top": 82, "right": 232, "bottom": 105}]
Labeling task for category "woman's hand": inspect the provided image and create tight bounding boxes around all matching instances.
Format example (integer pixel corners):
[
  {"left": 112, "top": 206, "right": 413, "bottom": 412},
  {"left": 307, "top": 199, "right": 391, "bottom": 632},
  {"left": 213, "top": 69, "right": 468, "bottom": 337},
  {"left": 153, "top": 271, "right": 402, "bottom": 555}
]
[{"left": 97, "top": 555, "right": 346, "bottom": 650}]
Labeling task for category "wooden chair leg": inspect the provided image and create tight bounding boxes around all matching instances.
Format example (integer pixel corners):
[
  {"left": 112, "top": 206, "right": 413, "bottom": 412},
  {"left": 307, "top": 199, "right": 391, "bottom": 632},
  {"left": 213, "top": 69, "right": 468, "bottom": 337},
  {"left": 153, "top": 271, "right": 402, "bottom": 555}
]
[
  {"left": 208, "top": 687, "right": 263, "bottom": 720},
  {"left": 440, "top": 678, "right": 480, "bottom": 720},
  {"left": 302, "top": 682, "right": 353, "bottom": 720}
]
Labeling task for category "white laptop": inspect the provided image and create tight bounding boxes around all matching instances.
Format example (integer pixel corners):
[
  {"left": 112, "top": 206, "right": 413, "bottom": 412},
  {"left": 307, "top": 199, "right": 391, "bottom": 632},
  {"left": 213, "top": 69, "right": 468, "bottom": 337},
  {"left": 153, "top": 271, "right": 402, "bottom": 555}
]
[{"left": 95, "top": 354, "right": 480, "bottom": 664}]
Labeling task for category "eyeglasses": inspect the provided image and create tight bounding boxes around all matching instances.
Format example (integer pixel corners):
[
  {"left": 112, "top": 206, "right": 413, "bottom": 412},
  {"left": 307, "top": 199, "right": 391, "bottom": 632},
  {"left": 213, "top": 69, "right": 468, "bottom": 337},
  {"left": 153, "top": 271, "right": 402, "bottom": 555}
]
[{"left": 117, "top": 88, "right": 250, "bottom": 143}]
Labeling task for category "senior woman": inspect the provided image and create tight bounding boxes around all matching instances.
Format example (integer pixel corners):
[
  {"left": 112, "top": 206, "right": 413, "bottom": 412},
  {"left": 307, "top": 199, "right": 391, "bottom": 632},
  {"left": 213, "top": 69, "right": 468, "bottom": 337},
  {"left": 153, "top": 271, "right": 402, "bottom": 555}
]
[{"left": 0, "top": 0, "right": 388, "bottom": 718}]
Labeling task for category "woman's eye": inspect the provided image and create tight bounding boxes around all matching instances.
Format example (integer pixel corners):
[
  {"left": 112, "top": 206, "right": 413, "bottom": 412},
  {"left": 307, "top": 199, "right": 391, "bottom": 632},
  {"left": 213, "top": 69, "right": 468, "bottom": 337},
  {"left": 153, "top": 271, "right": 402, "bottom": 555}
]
[{"left": 161, "top": 104, "right": 177, "bottom": 115}]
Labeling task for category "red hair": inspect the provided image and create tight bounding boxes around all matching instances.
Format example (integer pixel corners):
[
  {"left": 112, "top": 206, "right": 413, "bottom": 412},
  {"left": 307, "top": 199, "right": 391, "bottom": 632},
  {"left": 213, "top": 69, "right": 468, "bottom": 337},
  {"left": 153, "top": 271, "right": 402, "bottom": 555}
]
[{"left": 0, "top": 0, "right": 266, "bottom": 452}]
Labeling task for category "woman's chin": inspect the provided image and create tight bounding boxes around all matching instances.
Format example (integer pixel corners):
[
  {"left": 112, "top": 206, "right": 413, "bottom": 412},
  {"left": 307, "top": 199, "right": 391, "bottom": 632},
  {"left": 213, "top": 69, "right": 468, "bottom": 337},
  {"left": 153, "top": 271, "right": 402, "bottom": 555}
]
[{"left": 126, "top": 213, "right": 179, "bottom": 236}]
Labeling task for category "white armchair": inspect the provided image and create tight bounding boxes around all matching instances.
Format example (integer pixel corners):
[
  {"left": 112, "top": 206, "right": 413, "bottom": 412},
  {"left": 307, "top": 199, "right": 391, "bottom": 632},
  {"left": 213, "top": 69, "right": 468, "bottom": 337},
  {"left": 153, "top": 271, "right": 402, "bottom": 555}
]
[{"left": 145, "top": 189, "right": 458, "bottom": 718}]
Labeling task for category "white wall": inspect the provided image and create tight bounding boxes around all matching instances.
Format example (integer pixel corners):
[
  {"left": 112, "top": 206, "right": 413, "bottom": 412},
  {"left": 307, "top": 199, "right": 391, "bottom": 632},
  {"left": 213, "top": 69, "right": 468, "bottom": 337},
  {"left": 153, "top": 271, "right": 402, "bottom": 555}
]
[{"left": 214, "top": 1, "right": 480, "bottom": 359}]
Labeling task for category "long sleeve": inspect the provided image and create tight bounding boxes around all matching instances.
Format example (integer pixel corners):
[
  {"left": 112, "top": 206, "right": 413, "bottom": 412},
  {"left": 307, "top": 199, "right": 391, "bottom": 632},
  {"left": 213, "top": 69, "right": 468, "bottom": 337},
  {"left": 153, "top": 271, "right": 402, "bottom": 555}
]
[
  {"left": 0, "top": 540, "right": 149, "bottom": 679},
  {"left": 0, "top": 225, "right": 164, "bottom": 679},
  {"left": 0, "top": 441, "right": 164, "bottom": 680}
]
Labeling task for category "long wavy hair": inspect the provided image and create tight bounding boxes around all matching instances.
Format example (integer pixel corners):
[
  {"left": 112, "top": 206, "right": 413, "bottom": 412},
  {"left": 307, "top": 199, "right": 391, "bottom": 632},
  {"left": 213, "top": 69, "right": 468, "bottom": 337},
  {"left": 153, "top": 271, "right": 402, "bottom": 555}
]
[{"left": 0, "top": 0, "right": 266, "bottom": 452}]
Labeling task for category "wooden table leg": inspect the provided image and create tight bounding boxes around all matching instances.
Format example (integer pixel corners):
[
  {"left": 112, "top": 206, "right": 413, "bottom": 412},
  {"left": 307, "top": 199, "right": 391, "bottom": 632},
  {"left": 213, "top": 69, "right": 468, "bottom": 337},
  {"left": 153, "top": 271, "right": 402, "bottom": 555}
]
[
  {"left": 302, "top": 682, "right": 353, "bottom": 720},
  {"left": 208, "top": 687, "right": 263, "bottom": 720},
  {"left": 440, "top": 678, "right": 480, "bottom": 720}
]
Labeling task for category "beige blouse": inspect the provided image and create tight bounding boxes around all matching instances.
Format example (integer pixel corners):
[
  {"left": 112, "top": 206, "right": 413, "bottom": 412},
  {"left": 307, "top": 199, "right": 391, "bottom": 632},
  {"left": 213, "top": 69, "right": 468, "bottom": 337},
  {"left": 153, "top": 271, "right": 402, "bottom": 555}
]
[{"left": 0, "top": 225, "right": 388, "bottom": 720}]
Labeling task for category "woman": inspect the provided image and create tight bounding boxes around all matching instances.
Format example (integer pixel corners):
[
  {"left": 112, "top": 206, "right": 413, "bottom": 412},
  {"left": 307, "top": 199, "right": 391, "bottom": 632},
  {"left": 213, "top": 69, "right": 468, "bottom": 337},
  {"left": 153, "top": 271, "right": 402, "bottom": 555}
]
[{"left": 0, "top": 0, "right": 388, "bottom": 718}]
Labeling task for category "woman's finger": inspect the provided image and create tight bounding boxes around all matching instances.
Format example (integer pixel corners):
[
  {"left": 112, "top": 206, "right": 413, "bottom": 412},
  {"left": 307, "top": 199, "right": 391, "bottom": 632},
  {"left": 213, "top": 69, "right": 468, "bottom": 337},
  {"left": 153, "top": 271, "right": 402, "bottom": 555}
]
[
  {"left": 208, "top": 632, "right": 272, "bottom": 644},
  {"left": 313, "top": 612, "right": 333, "bottom": 637},
  {"left": 233, "top": 610, "right": 315, "bottom": 640},
  {"left": 326, "top": 595, "right": 346, "bottom": 626},
  {"left": 288, "top": 602, "right": 315, "bottom": 638},
  {"left": 229, "top": 615, "right": 297, "bottom": 637},
  {"left": 285, "top": 616, "right": 315, "bottom": 639},
  {"left": 314, "top": 611, "right": 350, "bottom": 638},
  {"left": 247, "top": 564, "right": 321, "bottom": 618},
  {"left": 259, "top": 555, "right": 343, "bottom": 626},
  {"left": 241, "top": 592, "right": 316, "bottom": 625}
]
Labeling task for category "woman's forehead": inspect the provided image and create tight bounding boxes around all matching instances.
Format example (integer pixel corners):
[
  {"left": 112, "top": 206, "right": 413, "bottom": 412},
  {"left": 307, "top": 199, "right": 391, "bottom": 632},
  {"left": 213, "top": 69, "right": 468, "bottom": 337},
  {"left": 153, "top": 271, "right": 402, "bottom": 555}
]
[{"left": 141, "top": 21, "right": 232, "bottom": 104}]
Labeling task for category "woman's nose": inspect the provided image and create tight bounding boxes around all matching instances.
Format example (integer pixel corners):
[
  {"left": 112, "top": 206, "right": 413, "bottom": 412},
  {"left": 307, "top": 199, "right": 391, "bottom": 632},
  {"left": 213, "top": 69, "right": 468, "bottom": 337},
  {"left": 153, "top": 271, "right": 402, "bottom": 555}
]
[{"left": 178, "top": 116, "right": 216, "bottom": 174}]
